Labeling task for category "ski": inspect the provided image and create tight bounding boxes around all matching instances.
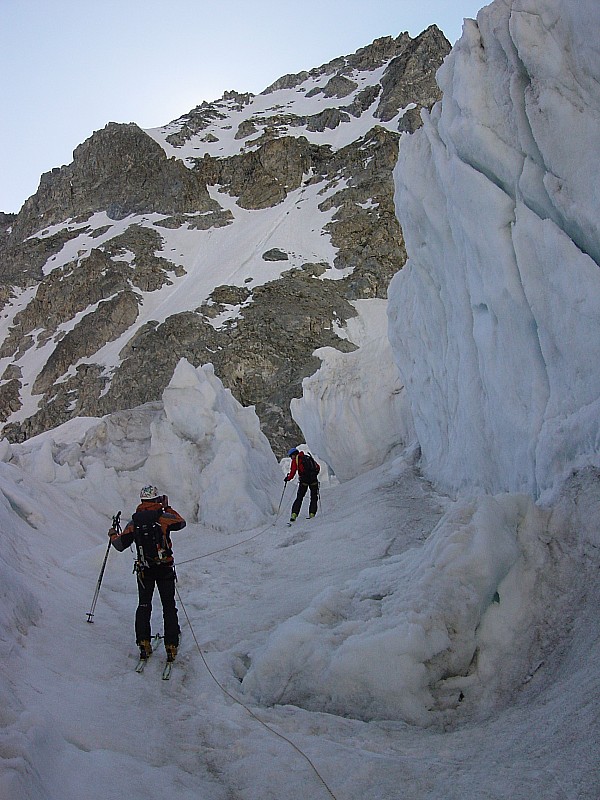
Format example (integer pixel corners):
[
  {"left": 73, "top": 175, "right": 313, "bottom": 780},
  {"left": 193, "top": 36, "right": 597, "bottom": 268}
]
[
  {"left": 162, "top": 660, "right": 174, "bottom": 680},
  {"left": 134, "top": 634, "right": 162, "bottom": 672}
]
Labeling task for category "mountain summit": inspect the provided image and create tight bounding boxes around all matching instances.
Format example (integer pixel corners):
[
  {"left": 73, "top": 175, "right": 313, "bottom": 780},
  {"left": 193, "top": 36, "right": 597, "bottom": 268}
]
[{"left": 0, "top": 28, "right": 450, "bottom": 453}]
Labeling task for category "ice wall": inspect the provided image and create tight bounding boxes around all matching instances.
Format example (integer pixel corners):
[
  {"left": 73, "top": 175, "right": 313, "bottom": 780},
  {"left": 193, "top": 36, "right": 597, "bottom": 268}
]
[
  {"left": 7, "top": 359, "right": 282, "bottom": 531},
  {"left": 291, "top": 300, "right": 415, "bottom": 481},
  {"left": 388, "top": 0, "right": 600, "bottom": 497},
  {"left": 291, "top": 339, "right": 414, "bottom": 481},
  {"left": 242, "top": 490, "right": 586, "bottom": 724}
]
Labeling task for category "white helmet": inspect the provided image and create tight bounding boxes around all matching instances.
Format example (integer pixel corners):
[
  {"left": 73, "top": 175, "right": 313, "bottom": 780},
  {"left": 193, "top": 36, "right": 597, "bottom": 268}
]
[{"left": 140, "top": 485, "right": 160, "bottom": 501}]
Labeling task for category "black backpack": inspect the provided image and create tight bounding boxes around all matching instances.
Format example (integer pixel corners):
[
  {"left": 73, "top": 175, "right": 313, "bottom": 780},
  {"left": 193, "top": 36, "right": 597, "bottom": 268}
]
[
  {"left": 300, "top": 452, "right": 320, "bottom": 483},
  {"left": 133, "top": 508, "right": 170, "bottom": 566}
]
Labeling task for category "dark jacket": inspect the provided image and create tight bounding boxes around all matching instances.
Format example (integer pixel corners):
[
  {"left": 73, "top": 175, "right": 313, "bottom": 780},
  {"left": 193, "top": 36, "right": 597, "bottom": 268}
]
[
  {"left": 286, "top": 451, "right": 320, "bottom": 484},
  {"left": 110, "top": 498, "right": 186, "bottom": 566}
]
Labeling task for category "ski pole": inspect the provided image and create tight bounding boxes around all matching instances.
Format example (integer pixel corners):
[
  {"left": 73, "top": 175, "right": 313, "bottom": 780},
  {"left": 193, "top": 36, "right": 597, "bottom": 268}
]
[
  {"left": 273, "top": 482, "right": 287, "bottom": 524},
  {"left": 86, "top": 511, "right": 120, "bottom": 623}
]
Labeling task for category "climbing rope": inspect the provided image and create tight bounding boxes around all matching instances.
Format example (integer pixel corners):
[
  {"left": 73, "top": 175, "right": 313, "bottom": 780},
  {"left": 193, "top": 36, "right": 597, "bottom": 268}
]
[
  {"left": 175, "top": 519, "right": 276, "bottom": 565},
  {"left": 175, "top": 478, "right": 313, "bottom": 567},
  {"left": 175, "top": 586, "right": 338, "bottom": 800},
  {"left": 170, "top": 490, "right": 338, "bottom": 798}
]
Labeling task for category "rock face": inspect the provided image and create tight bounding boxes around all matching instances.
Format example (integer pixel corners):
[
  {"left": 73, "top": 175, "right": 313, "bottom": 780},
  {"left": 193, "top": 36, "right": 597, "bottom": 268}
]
[{"left": 0, "top": 28, "right": 450, "bottom": 455}]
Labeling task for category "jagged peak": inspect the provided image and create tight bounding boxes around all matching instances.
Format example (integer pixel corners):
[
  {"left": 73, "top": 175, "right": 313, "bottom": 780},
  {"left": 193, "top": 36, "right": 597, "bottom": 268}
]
[
  {"left": 0, "top": 23, "right": 449, "bottom": 446},
  {"left": 163, "top": 28, "right": 448, "bottom": 138},
  {"left": 169, "top": 90, "right": 253, "bottom": 128},
  {"left": 221, "top": 89, "right": 255, "bottom": 106},
  {"left": 261, "top": 32, "right": 415, "bottom": 96},
  {"left": 411, "top": 23, "right": 451, "bottom": 49}
]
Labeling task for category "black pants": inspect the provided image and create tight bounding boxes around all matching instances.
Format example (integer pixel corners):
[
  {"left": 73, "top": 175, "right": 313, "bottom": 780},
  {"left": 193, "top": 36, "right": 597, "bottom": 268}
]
[
  {"left": 135, "top": 564, "right": 180, "bottom": 646},
  {"left": 291, "top": 481, "right": 319, "bottom": 517}
]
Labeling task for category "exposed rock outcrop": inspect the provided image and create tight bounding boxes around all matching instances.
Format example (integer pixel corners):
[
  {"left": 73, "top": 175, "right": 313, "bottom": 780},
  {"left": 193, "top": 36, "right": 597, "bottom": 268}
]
[
  {"left": 0, "top": 28, "right": 450, "bottom": 454},
  {"left": 18, "top": 123, "right": 216, "bottom": 231}
]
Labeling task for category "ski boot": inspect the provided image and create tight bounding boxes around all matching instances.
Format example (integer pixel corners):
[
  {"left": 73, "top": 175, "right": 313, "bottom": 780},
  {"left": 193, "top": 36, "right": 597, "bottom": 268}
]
[
  {"left": 139, "top": 639, "right": 152, "bottom": 660},
  {"left": 165, "top": 644, "right": 177, "bottom": 663}
]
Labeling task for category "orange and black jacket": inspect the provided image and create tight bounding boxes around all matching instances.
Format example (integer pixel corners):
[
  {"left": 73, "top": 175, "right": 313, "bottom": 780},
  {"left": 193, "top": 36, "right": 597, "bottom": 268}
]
[{"left": 110, "top": 499, "right": 186, "bottom": 566}]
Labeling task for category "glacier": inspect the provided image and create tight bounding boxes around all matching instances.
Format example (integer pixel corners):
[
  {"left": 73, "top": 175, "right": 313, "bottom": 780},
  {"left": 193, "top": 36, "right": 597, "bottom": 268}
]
[
  {"left": 290, "top": 299, "right": 416, "bottom": 481},
  {"left": 6, "top": 359, "right": 282, "bottom": 531},
  {"left": 388, "top": 0, "right": 600, "bottom": 498}
]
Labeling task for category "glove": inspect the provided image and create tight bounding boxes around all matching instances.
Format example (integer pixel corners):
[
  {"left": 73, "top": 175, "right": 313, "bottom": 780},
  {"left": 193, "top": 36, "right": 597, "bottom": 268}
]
[
  {"left": 284, "top": 477, "right": 289, "bottom": 483},
  {"left": 108, "top": 527, "right": 116, "bottom": 538}
]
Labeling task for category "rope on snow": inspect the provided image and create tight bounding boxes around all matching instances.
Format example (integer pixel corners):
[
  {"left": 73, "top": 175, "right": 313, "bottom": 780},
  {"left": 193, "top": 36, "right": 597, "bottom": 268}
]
[{"left": 175, "top": 586, "right": 339, "bottom": 800}]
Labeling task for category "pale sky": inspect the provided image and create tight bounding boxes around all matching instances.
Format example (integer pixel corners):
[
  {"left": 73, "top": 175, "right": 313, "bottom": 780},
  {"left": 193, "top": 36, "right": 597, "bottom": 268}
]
[{"left": 0, "top": 0, "right": 486, "bottom": 214}]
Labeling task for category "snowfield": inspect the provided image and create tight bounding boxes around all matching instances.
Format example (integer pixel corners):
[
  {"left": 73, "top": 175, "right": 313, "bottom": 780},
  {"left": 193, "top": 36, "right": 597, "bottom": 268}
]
[{"left": 0, "top": 360, "right": 598, "bottom": 799}]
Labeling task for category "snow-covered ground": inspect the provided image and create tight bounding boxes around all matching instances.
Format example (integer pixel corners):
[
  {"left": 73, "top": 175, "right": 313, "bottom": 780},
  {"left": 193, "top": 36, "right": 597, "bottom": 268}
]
[
  {"left": 0, "top": 361, "right": 598, "bottom": 799},
  {"left": 2, "top": 0, "right": 599, "bottom": 797},
  {"left": 145, "top": 62, "right": 410, "bottom": 162}
]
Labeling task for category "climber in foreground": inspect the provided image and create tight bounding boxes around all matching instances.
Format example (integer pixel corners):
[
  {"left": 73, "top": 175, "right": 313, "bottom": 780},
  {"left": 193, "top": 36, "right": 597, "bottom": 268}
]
[
  {"left": 285, "top": 447, "right": 321, "bottom": 523},
  {"left": 109, "top": 486, "right": 186, "bottom": 662}
]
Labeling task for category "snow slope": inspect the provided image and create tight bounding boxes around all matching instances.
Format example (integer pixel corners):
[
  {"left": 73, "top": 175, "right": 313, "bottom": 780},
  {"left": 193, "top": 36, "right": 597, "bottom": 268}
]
[
  {"left": 145, "top": 62, "right": 410, "bottom": 162},
  {"left": 1, "top": 36, "right": 420, "bottom": 431},
  {"left": 0, "top": 372, "right": 598, "bottom": 799},
  {"left": 1, "top": 175, "right": 341, "bottom": 425}
]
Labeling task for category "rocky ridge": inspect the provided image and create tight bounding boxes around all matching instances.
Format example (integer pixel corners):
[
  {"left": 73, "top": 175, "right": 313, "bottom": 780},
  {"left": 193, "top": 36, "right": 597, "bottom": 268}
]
[{"left": 0, "top": 27, "right": 450, "bottom": 455}]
